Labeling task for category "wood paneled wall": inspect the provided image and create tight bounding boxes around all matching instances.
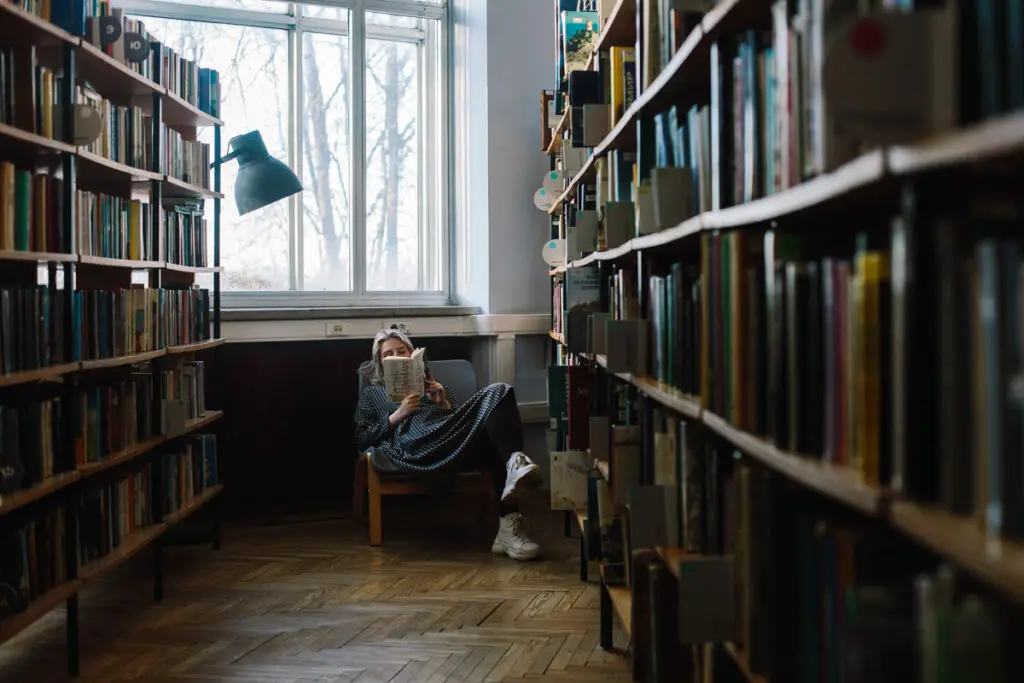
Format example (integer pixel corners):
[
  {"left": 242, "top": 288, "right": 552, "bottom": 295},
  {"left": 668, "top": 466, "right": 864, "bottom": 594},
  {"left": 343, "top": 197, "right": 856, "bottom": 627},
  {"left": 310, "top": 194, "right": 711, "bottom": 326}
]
[{"left": 204, "top": 337, "right": 476, "bottom": 520}]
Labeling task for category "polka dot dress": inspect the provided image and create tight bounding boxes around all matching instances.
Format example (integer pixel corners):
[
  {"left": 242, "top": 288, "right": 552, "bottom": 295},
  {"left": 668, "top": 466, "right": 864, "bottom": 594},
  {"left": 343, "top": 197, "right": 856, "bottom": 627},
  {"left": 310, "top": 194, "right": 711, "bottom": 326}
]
[{"left": 354, "top": 381, "right": 514, "bottom": 475}]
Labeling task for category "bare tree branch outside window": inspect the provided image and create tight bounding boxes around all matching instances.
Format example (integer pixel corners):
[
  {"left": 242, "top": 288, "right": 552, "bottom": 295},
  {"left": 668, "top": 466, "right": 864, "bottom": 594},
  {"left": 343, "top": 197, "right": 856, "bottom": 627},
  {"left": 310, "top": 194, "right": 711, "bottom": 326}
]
[{"left": 128, "top": 2, "right": 438, "bottom": 297}]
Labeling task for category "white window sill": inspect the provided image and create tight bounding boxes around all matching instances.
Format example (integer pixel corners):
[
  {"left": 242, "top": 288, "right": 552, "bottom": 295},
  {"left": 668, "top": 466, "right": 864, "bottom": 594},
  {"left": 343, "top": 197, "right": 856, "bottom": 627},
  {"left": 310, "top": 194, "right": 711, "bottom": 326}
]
[
  {"left": 221, "top": 305, "right": 481, "bottom": 322},
  {"left": 218, "top": 311, "right": 550, "bottom": 342}
]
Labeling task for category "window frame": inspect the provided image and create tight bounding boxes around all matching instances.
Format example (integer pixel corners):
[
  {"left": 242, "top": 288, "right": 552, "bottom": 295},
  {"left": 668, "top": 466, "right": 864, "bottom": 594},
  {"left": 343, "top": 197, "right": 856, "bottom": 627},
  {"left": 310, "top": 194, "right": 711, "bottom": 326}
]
[{"left": 119, "top": 0, "right": 452, "bottom": 309}]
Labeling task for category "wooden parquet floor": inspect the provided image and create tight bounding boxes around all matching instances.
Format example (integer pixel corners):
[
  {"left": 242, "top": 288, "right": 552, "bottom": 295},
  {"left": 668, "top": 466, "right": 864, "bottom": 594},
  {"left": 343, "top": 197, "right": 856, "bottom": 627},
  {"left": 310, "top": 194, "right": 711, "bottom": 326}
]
[{"left": 0, "top": 495, "right": 629, "bottom": 682}]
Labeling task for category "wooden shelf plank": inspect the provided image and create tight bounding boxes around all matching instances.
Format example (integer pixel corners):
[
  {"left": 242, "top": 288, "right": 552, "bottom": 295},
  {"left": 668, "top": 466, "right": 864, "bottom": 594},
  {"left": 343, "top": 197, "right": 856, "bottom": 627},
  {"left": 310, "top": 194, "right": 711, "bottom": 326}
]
[
  {"left": 76, "top": 411, "right": 224, "bottom": 480},
  {"left": 76, "top": 433, "right": 170, "bottom": 477},
  {"left": 594, "top": 355, "right": 701, "bottom": 419},
  {"left": 75, "top": 39, "right": 161, "bottom": 105},
  {"left": 181, "top": 410, "right": 225, "bottom": 434},
  {"left": 78, "top": 349, "right": 166, "bottom": 371},
  {"left": 0, "top": 579, "right": 82, "bottom": 647},
  {"left": 890, "top": 501, "right": 1024, "bottom": 605},
  {"left": 546, "top": 109, "right": 570, "bottom": 155},
  {"left": 887, "top": 109, "right": 1024, "bottom": 174},
  {"left": 162, "top": 263, "right": 223, "bottom": 274},
  {"left": 701, "top": 411, "right": 883, "bottom": 516},
  {"left": 162, "top": 90, "right": 224, "bottom": 130},
  {"left": 0, "top": 250, "right": 77, "bottom": 263},
  {"left": 78, "top": 524, "right": 167, "bottom": 582},
  {"left": 0, "top": 3, "right": 75, "bottom": 50},
  {"left": 76, "top": 150, "right": 162, "bottom": 184},
  {"left": 0, "top": 361, "right": 80, "bottom": 388},
  {"left": 702, "top": 151, "right": 886, "bottom": 231},
  {"left": 166, "top": 338, "right": 226, "bottom": 354},
  {"left": 0, "top": 122, "right": 76, "bottom": 156},
  {"left": 164, "top": 484, "right": 224, "bottom": 526},
  {"left": 607, "top": 584, "right": 632, "bottom": 635},
  {"left": 162, "top": 176, "right": 223, "bottom": 200},
  {"left": 0, "top": 470, "right": 81, "bottom": 519},
  {"left": 594, "top": 0, "right": 637, "bottom": 52},
  {"left": 78, "top": 255, "right": 165, "bottom": 269}
]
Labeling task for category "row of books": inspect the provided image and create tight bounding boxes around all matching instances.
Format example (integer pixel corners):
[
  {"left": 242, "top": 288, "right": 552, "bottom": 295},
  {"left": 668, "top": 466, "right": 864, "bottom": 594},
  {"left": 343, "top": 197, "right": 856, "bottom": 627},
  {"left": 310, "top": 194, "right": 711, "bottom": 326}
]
[
  {"left": 0, "top": 167, "right": 210, "bottom": 265},
  {"left": 14, "top": 0, "right": 221, "bottom": 117},
  {"left": 77, "top": 189, "right": 156, "bottom": 261},
  {"left": 0, "top": 285, "right": 211, "bottom": 375},
  {"left": 552, "top": 0, "right": 1021, "bottom": 262},
  {"left": 1, "top": 433, "right": 219, "bottom": 618},
  {"left": 163, "top": 205, "right": 208, "bottom": 268},
  {"left": 0, "top": 359, "right": 210, "bottom": 499},
  {"left": 72, "top": 286, "right": 212, "bottom": 360},
  {"left": 164, "top": 128, "right": 211, "bottom": 190},
  {"left": 75, "top": 85, "right": 153, "bottom": 172},
  {"left": 0, "top": 163, "right": 66, "bottom": 253},
  {"left": 555, "top": 361, "right": 1009, "bottom": 681}
]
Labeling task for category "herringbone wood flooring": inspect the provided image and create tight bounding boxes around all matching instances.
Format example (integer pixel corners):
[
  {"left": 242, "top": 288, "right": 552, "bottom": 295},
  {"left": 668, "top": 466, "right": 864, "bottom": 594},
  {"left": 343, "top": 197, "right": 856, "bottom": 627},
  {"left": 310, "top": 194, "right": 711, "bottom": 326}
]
[{"left": 0, "top": 495, "right": 629, "bottom": 682}]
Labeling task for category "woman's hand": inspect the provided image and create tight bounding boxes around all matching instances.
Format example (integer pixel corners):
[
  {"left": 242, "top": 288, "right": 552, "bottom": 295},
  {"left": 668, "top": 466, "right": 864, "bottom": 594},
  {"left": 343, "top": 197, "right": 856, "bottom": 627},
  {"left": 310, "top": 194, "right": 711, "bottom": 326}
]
[
  {"left": 426, "top": 380, "right": 450, "bottom": 408},
  {"left": 389, "top": 392, "right": 421, "bottom": 428}
]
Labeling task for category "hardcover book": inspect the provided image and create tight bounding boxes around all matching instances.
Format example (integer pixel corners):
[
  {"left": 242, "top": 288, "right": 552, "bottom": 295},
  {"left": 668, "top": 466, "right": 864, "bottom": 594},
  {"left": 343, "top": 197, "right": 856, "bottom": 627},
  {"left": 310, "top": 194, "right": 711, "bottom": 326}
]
[{"left": 383, "top": 347, "right": 427, "bottom": 401}]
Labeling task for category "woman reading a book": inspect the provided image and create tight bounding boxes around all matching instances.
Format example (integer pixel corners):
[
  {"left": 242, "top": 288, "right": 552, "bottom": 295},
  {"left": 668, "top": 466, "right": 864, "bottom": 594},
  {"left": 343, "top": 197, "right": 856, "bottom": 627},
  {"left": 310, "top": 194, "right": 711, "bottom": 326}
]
[{"left": 355, "top": 328, "right": 543, "bottom": 560}]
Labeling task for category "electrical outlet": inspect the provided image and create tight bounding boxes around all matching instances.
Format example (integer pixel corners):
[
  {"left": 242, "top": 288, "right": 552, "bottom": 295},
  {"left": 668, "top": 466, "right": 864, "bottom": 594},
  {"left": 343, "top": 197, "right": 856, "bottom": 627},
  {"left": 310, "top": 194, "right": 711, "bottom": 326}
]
[
  {"left": 325, "top": 322, "right": 345, "bottom": 337},
  {"left": 383, "top": 321, "right": 409, "bottom": 335}
]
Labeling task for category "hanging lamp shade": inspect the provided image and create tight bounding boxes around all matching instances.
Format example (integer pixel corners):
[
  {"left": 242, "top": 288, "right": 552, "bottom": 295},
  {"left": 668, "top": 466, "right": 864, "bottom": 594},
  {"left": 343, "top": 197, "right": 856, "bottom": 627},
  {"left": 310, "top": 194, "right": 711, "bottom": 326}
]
[{"left": 219, "top": 131, "right": 303, "bottom": 215}]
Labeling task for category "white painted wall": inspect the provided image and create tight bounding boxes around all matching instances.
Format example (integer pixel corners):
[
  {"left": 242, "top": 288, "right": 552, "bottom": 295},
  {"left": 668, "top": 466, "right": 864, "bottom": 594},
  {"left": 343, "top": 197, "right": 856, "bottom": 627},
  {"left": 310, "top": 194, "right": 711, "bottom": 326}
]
[{"left": 452, "top": 0, "right": 555, "bottom": 315}]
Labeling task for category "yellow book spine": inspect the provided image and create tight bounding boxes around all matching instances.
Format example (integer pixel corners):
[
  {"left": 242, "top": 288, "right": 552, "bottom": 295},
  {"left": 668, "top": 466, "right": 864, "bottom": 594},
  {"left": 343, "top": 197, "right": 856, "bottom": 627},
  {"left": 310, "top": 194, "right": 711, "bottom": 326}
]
[
  {"left": 0, "top": 161, "right": 15, "bottom": 250},
  {"left": 609, "top": 47, "right": 625, "bottom": 126},
  {"left": 129, "top": 201, "right": 141, "bottom": 261},
  {"left": 854, "top": 250, "right": 888, "bottom": 484}
]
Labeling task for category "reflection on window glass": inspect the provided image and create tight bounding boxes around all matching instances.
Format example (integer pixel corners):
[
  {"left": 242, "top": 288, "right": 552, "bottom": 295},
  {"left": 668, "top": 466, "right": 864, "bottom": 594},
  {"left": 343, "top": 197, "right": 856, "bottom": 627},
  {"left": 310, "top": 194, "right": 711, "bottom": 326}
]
[
  {"left": 301, "top": 27, "right": 353, "bottom": 291},
  {"left": 364, "top": 36, "right": 419, "bottom": 291},
  {"left": 129, "top": 16, "right": 292, "bottom": 291}
]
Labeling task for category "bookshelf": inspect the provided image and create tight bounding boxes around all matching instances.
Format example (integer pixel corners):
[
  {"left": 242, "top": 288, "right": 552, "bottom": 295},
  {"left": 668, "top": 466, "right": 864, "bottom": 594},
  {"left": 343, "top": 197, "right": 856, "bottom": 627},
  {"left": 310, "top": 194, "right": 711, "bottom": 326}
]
[
  {"left": 545, "top": 0, "right": 1021, "bottom": 680},
  {"left": 0, "top": 1, "right": 225, "bottom": 676}
]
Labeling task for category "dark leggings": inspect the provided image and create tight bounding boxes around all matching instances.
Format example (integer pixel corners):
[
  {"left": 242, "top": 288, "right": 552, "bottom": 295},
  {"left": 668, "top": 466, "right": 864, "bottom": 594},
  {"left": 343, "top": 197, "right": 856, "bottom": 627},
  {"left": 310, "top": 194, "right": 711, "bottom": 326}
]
[{"left": 466, "top": 388, "right": 525, "bottom": 515}]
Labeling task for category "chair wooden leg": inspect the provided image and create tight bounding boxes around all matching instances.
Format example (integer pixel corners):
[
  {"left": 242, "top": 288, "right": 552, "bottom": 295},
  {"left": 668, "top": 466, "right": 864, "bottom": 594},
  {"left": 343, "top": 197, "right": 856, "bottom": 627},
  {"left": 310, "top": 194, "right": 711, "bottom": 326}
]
[
  {"left": 368, "top": 462, "right": 383, "bottom": 546},
  {"left": 352, "top": 453, "right": 367, "bottom": 521}
]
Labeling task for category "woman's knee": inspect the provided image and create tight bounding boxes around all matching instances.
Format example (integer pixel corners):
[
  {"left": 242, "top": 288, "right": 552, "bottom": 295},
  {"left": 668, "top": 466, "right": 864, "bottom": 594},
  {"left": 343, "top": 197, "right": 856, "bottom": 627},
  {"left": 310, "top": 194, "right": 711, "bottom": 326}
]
[{"left": 486, "top": 381, "right": 514, "bottom": 394}]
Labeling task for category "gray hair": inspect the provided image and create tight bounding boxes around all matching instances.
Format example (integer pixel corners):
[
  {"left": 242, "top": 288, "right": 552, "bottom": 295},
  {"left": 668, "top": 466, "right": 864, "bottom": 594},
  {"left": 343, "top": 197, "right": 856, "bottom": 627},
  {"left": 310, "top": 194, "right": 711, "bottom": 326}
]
[{"left": 369, "top": 327, "right": 413, "bottom": 385}]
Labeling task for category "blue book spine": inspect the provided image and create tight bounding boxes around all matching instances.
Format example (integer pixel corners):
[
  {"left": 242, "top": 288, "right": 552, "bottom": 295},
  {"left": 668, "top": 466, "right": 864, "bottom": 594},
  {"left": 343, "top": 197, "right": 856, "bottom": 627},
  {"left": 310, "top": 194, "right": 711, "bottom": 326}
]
[{"left": 49, "top": 0, "right": 88, "bottom": 35}]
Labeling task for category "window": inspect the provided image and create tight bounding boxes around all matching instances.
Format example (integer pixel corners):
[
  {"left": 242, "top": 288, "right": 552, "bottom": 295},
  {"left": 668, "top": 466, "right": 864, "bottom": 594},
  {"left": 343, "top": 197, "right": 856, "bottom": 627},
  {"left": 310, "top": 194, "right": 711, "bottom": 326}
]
[{"left": 121, "top": 0, "right": 449, "bottom": 306}]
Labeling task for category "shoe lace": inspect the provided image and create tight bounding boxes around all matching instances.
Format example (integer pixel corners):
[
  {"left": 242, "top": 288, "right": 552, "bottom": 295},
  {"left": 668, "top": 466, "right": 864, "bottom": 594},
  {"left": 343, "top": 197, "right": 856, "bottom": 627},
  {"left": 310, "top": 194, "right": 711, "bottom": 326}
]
[{"left": 506, "top": 515, "right": 530, "bottom": 543}]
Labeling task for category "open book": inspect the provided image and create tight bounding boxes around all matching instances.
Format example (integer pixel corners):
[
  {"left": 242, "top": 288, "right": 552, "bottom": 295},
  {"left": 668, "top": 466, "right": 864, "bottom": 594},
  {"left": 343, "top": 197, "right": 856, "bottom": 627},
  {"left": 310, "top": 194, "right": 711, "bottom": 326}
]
[{"left": 382, "top": 347, "right": 427, "bottom": 401}]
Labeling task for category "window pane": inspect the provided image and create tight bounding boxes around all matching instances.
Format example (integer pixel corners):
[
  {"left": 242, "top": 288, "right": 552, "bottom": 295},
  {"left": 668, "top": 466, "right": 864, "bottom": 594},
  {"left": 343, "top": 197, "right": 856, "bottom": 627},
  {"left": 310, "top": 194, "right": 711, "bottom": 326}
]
[
  {"left": 367, "top": 11, "right": 422, "bottom": 29},
  {"left": 301, "top": 3, "right": 346, "bottom": 20},
  {"left": 151, "top": 0, "right": 289, "bottom": 11},
  {"left": 128, "top": 17, "right": 292, "bottom": 291},
  {"left": 364, "top": 35, "right": 421, "bottom": 291},
  {"left": 301, "top": 27, "right": 353, "bottom": 291}
]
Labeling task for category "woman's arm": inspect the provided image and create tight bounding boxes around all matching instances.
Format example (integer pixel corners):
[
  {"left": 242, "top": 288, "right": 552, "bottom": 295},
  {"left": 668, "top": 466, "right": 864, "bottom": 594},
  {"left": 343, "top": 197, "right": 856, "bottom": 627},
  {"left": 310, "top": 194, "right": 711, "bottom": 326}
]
[{"left": 354, "top": 387, "right": 393, "bottom": 452}]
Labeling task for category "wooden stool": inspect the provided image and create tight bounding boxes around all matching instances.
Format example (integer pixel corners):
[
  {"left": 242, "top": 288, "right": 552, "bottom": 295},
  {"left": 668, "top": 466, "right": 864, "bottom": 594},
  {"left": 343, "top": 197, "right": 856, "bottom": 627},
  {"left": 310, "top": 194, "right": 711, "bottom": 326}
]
[{"left": 352, "top": 452, "right": 493, "bottom": 546}]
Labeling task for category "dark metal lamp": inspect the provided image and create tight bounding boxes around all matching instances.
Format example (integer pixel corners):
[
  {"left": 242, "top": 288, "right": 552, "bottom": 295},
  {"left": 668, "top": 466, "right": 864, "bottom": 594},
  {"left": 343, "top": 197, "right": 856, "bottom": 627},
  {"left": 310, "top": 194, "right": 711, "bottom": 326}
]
[{"left": 213, "top": 130, "right": 303, "bottom": 215}]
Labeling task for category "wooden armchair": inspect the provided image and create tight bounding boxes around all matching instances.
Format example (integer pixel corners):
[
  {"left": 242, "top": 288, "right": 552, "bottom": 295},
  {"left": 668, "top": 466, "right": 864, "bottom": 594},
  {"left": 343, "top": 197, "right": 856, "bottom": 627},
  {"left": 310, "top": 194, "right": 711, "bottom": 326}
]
[{"left": 351, "top": 359, "right": 493, "bottom": 545}]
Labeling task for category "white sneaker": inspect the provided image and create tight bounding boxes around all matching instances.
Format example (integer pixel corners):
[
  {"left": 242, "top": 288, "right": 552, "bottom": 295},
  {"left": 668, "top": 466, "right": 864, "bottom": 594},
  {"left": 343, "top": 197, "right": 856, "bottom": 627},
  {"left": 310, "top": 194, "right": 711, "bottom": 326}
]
[
  {"left": 501, "top": 452, "right": 542, "bottom": 503},
  {"left": 491, "top": 512, "right": 540, "bottom": 560}
]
